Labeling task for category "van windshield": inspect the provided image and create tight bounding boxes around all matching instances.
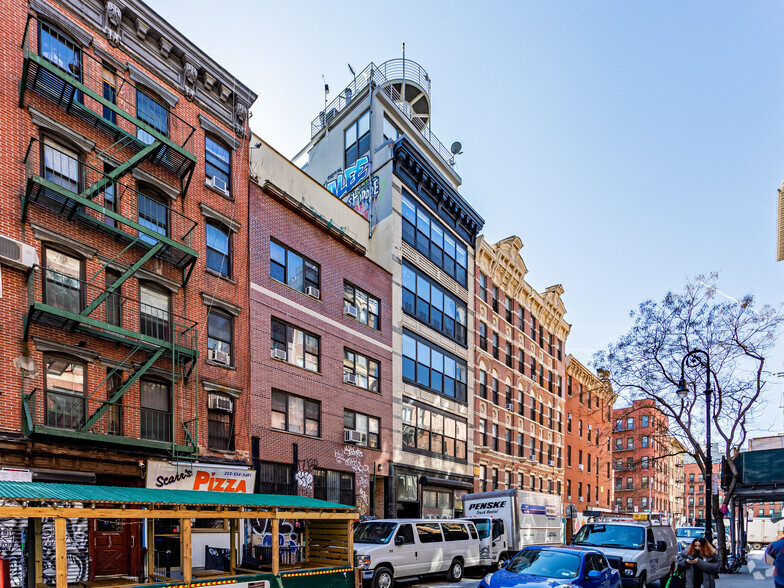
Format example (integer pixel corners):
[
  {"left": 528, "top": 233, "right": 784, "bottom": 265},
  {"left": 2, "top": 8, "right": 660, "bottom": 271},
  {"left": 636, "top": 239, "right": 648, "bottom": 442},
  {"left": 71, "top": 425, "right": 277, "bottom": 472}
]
[
  {"left": 572, "top": 524, "right": 645, "bottom": 550},
  {"left": 354, "top": 522, "right": 397, "bottom": 544},
  {"left": 472, "top": 519, "right": 490, "bottom": 539}
]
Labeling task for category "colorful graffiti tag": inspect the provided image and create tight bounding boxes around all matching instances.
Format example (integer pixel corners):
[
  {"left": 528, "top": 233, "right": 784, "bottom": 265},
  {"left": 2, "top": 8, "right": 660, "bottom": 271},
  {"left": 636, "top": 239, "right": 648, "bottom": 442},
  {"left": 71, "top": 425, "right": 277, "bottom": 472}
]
[
  {"left": 343, "top": 176, "right": 380, "bottom": 220},
  {"left": 326, "top": 157, "right": 369, "bottom": 199},
  {"left": 335, "top": 446, "right": 370, "bottom": 515}
]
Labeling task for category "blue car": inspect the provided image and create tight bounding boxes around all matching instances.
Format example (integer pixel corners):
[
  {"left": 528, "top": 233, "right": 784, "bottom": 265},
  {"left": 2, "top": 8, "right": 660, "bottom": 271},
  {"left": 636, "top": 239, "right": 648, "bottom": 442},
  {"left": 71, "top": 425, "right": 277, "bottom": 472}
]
[{"left": 479, "top": 545, "right": 622, "bottom": 588}]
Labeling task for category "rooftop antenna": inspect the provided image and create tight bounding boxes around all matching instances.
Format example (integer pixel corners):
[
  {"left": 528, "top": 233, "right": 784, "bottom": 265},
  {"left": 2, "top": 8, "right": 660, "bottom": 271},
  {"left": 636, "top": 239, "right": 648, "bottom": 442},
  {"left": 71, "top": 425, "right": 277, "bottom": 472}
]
[
  {"left": 321, "top": 74, "right": 330, "bottom": 132},
  {"left": 347, "top": 63, "right": 356, "bottom": 102},
  {"left": 449, "top": 141, "right": 463, "bottom": 167}
]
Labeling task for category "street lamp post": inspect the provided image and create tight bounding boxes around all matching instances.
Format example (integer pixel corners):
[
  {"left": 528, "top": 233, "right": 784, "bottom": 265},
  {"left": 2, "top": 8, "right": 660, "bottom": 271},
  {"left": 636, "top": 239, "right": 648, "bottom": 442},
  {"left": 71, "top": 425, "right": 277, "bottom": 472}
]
[{"left": 676, "top": 349, "right": 713, "bottom": 544}]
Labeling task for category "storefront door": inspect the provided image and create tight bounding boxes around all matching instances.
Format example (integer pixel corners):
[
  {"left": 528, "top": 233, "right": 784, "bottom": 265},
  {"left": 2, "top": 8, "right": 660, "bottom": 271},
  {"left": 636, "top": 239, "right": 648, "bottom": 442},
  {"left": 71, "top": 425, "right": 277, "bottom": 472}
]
[{"left": 93, "top": 519, "right": 131, "bottom": 576}]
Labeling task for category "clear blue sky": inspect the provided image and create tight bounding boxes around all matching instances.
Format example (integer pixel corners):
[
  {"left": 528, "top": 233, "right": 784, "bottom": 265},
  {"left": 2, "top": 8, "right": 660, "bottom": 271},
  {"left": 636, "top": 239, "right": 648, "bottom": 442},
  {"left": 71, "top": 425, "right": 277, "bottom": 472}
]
[{"left": 157, "top": 1, "right": 784, "bottom": 436}]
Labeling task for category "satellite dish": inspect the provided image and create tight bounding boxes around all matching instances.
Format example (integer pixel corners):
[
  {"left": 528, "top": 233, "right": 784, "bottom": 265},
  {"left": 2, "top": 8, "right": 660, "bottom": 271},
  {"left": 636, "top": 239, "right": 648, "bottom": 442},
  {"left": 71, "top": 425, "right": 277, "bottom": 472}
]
[{"left": 451, "top": 141, "right": 462, "bottom": 155}]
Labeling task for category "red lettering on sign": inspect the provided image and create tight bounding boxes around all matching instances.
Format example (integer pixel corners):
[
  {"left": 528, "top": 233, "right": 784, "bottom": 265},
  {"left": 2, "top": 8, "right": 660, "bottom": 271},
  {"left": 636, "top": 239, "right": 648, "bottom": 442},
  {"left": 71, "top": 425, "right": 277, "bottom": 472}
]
[{"left": 193, "top": 471, "right": 211, "bottom": 490}]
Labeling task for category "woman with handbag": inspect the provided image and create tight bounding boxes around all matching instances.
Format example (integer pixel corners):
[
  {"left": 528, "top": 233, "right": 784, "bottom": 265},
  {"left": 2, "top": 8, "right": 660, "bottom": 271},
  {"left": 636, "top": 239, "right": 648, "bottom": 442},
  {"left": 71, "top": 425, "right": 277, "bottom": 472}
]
[{"left": 675, "top": 537, "right": 721, "bottom": 588}]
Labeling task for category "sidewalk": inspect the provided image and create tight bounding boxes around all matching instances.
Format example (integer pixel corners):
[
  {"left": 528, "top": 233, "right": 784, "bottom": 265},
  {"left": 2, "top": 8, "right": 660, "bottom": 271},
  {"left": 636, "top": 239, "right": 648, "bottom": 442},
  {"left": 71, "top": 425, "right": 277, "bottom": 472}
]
[{"left": 716, "top": 551, "right": 775, "bottom": 587}]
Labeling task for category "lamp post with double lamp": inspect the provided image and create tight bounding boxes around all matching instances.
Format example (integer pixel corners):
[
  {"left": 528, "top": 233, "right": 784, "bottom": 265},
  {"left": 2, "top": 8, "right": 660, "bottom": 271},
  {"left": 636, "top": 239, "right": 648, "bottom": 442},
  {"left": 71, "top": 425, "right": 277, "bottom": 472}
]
[{"left": 676, "top": 348, "right": 713, "bottom": 544}]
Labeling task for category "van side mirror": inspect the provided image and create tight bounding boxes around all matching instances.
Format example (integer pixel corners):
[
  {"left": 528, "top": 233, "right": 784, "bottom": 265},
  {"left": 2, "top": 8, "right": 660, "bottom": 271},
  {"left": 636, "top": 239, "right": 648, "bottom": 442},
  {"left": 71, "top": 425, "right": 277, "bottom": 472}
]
[
  {"left": 395, "top": 536, "right": 404, "bottom": 546},
  {"left": 657, "top": 540, "right": 667, "bottom": 552}
]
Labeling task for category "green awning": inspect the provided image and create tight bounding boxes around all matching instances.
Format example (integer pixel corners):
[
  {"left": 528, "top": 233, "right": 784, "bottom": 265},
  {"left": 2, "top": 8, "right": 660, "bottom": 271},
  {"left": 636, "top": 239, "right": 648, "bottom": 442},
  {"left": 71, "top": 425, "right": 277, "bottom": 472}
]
[{"left": 0, "top": 481, "right": 356, "bottom": 510}]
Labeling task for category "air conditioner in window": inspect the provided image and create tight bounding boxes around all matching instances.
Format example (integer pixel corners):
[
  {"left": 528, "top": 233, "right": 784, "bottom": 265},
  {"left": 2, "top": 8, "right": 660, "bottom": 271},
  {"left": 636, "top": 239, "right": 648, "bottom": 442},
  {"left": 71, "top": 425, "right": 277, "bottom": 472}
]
[
  {"left": 567, "top": 414, "right": 572, "bottom": 419},
  {"left": 344, "top": 302, "right": 358, "bottom": 318},
  {"left": 548, "top": 460, "right": 555, "bottom": 467},
  {"left": 306, "top": 286, "right": 320, "bottom": 299},
  {"left": 505, "top": 403, "right": 514, "bottom": 411},
  {"left": 587, "top": 424, "right": 592, "bottom": 430},
  {"left": 271, "top": 348, "right": 287, "bottom": 361},
  {"left": 207, "top": 175, "right": 229, "bottom": 194},
  {"left": 529, "top": 454, "right": 536, "bottom": 462},
  {"left": 344, "top": 430, "right": 363, "bottom": 445},
  {"left": 578, "top": 464, "right": 584, "bottom": 471},
  {"left": 343, "top": 373, "right": 357, "bottom": 385},
  {"left": 0, "top": 235, "right": 38, "bottom": 270},
  {"left": 579, "top": 496, "right": 584, "bottom": 502},
  {"left": 208, "top": 349, "right": 231, "bottom": 365},
  {"left": 208, "top": 394, "right": 233, "bottom": 412},
  {"left": 567, "top": 495, "right": 571, "bottom": 501}
]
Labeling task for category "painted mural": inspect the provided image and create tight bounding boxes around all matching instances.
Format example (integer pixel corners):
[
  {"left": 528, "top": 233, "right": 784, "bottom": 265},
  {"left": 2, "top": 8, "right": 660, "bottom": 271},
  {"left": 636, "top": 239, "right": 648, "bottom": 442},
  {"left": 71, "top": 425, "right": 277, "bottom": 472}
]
[{"left": 326, "top": 157, "right": 369, "bottom": 199}]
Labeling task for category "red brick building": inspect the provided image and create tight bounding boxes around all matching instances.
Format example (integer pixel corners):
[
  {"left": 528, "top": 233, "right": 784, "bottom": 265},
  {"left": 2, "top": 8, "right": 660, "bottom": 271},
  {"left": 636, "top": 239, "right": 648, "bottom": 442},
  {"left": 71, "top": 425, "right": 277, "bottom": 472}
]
[
  {"left": 563, "top": 357, "right": 616, "bottom": 536},
  {"left": 0, "top": 0, "right": 255, "bottom": 579},
  {"left": 473, "top": 236, "right": 569, "bottom": 499},
  {"left": 612, "top": 399, "right": 673, "bottom": 514},
  {"left": 249, "top": 141, "right": 393, "bottom": 517}
]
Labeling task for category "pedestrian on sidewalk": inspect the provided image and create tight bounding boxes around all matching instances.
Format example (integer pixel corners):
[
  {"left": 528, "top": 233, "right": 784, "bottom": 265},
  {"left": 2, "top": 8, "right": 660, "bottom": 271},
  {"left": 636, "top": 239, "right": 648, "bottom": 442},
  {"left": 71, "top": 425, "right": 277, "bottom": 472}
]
[
  {"left": 765, "top": 536, "right": 784, "bottom": 588},
  {"left": 676, "top": 537, "right": 720, "bottom": 588}
]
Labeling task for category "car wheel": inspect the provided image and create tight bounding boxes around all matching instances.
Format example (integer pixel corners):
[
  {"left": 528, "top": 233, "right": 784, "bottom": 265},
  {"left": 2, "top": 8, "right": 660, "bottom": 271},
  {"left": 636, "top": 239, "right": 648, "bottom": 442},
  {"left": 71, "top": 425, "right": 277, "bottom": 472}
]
[
  {"left": 372, "top": 566, "right": 394, "bottom": 588},
  {"left": 447, "top": 558, "right": 464, "bottom": 582},
  {"left": 753, "top": 543, "right": 762, "bottom": 551},
  {"left": 638, "top": 571, "right": 647, "bottom": 588}
]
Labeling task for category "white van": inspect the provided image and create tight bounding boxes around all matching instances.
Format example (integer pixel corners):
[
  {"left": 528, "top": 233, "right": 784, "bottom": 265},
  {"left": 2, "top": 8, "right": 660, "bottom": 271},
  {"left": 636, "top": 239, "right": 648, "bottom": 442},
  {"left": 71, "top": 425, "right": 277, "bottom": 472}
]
[
  {"left": 353, "top": 518, "right": 481, "bottom": 587},
  {"left": 569, "top": 513, "right": 678, "bottom": 588}
]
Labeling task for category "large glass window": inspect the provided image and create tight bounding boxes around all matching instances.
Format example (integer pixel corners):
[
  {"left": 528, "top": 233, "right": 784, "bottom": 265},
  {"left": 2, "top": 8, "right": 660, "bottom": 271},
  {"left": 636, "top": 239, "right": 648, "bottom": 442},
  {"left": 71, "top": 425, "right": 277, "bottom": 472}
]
[
  {"left": 343, "top": 349, "right": 380, "bottom": 392},
  {"left": 343, "top": 282, "right": 379, "bottom": 330},
  {"left": 205, "top": 136, "right": 231, "bottom": 192},
  {"left": 208, "top": 392, "right": 235, "bottom": 451},
  {"left": 402, "top": 331, "right": 467, "bottom": 401},
  {"left": 401, "top": 400, "right": 467, "bottom": 460},
  {"left": 402, "top": 263, "right": 467, "bottom": 344},
  {"left": 43, "top": 138, "right": 79, "bottom": 193},
  {"left": 344, "top": 410, "right": 380, "bottom": 449},
  {"left": 401, "top": 193, "right": 468, "bottom": 286},
  {"left": 44, "top": 249, "right": 82, "bottom": 314},
  {"left": 140, "top": 380, "right": 171, "bottom": 442},
  {"left": 270, "top": 240, "right": 320, "bottom": 296},
  {"left": 206, "top": 223, "right": 231, "bottom": 277},
  {"left": 207, "top": 310, "right": 233, "bottom": 365},
  {"left": 44, "top": 356, "right": 85, "bottom": 430},
  {"left": 344, "top": 110, "right": 370, "bottom": 169},
  {"left": 139, "top": 284, "right": 170, "bottom": 341},
  {"left": 271, "top": 390, "right": 320, "bottom": 436},
  {"left": 136, "top": 89, "right": 168, "bottom": 144},
  {"left": 271, "top": 318, "right": 320, "bottom": 372}
]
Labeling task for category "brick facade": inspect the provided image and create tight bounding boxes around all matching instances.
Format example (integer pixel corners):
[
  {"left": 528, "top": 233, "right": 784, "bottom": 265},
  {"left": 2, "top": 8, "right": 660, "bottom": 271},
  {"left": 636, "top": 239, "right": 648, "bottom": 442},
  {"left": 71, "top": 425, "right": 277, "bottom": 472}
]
[{"left": 248, "top": 145, "right": 393, "bottom": 517}]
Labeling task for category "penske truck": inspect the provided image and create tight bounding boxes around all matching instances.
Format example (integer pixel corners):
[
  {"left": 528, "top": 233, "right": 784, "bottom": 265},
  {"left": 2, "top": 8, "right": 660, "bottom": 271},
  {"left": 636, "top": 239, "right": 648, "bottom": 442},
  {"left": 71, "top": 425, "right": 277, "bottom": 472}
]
[{"left": 461, "top": 489, "right": 563, "bottom": 568}]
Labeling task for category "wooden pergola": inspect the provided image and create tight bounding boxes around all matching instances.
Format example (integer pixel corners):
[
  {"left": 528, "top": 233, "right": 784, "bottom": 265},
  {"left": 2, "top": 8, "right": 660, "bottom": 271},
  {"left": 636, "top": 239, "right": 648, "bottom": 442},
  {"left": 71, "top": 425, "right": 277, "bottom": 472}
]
[{"left": 0, "top": 481, "right": 358, "bottom": 588}]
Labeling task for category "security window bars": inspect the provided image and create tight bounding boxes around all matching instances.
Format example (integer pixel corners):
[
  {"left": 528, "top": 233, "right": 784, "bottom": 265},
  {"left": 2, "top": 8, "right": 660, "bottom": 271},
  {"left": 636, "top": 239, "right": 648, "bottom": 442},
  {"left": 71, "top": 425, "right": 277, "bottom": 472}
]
[
  {"left": 402, "top": 263, "right": 466, "bottom": 343},
  {"left": 344, "top": 110, "right": 370, "bottom": 169},
  {"left": 401, "top": 400, "right": 467, "bottom": 460},
  {"left": 402, "top": 331, "right": 467, "bottom": 401},
  {"left": 344, "top": 410, "right": 380, "bottom": 449},
  {"left": 271, "top": 318, "right": 320, "bottom": 372},
  {"left": 343, "top": 349, "right": 380, "bottom": 392},
  {"left": 270, "top": 240, "right": 320, "bottom": 296},
  {"left": 205, "top": 136, "right": 231, "bottom": 192},
  {"left": 206, "top": 223, "right": 231, "bottom": 277},
  {"left": 271, "top": 389, "right": 320, "bottom": 437},
  {"left": 401, "top": 193, "right": 468, "bottom": 286},
  {"left": 314, "top": 469, "right": 355, "bottom": 506},
  {"left": 344, "top": 282, "right": 380, "bottom": 330},
  {"left": 208, "top": 392, "right": 235, "bottom": 451}
]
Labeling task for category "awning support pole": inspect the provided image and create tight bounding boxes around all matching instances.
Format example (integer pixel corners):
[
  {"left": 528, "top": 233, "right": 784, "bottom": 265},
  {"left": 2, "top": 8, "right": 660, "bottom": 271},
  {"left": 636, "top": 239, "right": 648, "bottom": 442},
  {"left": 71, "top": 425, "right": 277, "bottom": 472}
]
[
  {"left": 55, "top": 517, "right": 67, "bottom": 588},
  {"left": 229, "top": 518, "right": 237, "bottom": 574},
  {"left": 181, "top": 517, "right": 192, "bottom": 584},
  {"left": 271, "top": 518, "right": 280, "bottom": 576}
]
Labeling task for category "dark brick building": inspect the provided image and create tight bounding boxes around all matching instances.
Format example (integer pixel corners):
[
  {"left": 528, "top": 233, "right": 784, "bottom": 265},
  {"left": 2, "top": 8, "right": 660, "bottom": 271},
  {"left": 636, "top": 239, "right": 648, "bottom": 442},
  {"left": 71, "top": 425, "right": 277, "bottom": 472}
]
[{"left": 249, "top": 141, "right": 393, "bottom": 517}]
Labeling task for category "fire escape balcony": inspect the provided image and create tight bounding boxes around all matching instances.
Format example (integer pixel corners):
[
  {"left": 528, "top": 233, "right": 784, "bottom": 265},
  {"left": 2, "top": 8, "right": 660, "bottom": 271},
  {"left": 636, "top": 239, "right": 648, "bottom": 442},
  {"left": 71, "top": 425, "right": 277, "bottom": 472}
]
[
  {"left": 23, "top": 138, "right": 198, "bottom": 284},
  {"left": 20, "top": 17, "right": 196, "bottom": 192}
]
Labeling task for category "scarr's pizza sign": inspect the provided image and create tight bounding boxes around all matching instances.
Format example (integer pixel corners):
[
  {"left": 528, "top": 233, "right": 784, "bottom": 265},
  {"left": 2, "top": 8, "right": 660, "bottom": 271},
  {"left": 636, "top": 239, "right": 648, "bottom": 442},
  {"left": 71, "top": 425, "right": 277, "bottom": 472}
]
[{"left": 146, "top": 460, "right": 256, "bottom": 493}]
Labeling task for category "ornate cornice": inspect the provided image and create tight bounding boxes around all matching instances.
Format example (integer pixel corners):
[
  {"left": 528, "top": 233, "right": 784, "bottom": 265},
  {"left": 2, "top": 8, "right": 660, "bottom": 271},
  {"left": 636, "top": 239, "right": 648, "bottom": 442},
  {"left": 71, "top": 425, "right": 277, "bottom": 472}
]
[{"left": 565, "top": 355, "right": 617, "bottom": 406}]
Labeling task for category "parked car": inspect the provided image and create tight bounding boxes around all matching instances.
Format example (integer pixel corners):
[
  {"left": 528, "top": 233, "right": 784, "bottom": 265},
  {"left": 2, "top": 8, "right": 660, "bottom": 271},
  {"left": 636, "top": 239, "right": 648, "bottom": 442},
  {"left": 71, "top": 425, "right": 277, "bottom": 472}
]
[
  {"left": 569, "top": 513, "right": 677, "bottom": 587},
  {"left": 479, "top": 545, "right": 621, "bottom": 588},
  {"left": 353, "top": 518, "right": 480, "bottom": 587}
]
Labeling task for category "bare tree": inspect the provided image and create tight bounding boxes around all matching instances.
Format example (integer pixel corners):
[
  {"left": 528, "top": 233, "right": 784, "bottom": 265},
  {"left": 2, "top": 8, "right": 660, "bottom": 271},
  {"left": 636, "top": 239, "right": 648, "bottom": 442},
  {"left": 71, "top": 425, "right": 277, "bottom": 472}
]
[{"left": 594, "top": 273, "right": 784, "bottom": 562}]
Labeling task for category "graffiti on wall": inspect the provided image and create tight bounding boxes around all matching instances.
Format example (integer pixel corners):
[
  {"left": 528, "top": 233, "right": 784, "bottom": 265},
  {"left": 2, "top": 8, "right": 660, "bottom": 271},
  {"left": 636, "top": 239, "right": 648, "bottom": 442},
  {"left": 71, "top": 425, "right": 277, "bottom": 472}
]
[
  {"left": 0, "top": 516, "right": 89, "bottom": 587},
  {"left": 326, "top": 157, "right": 369, "bottom": 199},
  {"left": 296, "top": 458, "right": 318, "bottom": 493},
  {"left": 343, "top": 176, "right": 381, "bottom": 220},
  {"left": 335, "top": 446, "right": 370, "bottom": 515}
]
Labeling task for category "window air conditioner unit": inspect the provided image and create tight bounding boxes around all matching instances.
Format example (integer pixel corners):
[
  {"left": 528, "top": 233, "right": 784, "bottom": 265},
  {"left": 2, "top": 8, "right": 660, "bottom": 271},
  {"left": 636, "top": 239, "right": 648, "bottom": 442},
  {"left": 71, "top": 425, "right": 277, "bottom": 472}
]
[
  {"left": 344, "top": 430, "right": 363, "bottom": 444},
  {"left": 208, "top": 349, "right": 231, "bottom": 365},
  {"left": 343, "top": 373, "right": 357, "bottom": 385},
  {"left": 567, "top": 495, "right": 571, "bottom": 501},
  {"left": 306, "top": 286, "right": 320, "bottom": 299},
  {"left": 506, "top": 403, "right": 514, "bottom": 411},
  {"left": 208, "top": 394, "right": 233, "bottom": 412},
  {"left": 587, "top": 424, "right": 592, "bottom": 430},
  {"left": 567, "top": 414, "right": 572, "bottom": 419},
  {"left": 548, "top": 460, "right": 555, "bottom": 467},
  {"left": 579, "top": 496, "right": 584, "bottom": 502},
  {"left": 0, "top": 235, "right": 38, "bottom": 270},
  {"left": 578, "top": 464, "right": 584, "bottom": 471},
  {"left": 344, "top": 302, "right": 358, "bottom": 318},
  {"left": 207, "top": 175, "right": 229, "bottom": 194},
  {"left": 271, "top": 348, "right": 287, "bottom": 361},
  {"left": 529, "top": 454, "right": 536, "bottom": 462}
]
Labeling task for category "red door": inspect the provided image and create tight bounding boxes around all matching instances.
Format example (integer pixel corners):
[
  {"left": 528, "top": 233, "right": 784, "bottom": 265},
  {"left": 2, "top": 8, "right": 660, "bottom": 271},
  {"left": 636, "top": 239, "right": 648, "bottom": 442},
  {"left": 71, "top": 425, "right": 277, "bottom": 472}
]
[{"left": 93, "top": 519, "right": 130, "bottom": 576}]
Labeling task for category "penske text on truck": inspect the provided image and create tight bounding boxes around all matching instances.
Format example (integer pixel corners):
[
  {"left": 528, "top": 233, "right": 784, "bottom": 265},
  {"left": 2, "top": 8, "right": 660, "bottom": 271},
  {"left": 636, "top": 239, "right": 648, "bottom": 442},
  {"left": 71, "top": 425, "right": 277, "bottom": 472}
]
[{"left": 461, "top": 489, "right": 563, "bottom": 568}]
